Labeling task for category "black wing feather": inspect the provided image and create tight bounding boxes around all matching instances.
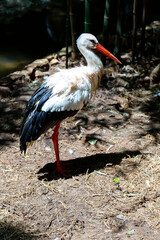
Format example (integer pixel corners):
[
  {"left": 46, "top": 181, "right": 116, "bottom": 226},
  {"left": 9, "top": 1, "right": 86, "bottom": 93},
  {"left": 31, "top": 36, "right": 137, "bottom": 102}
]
[
  {"left": 19, "top": 84, "right": 51, "bottom": 135},
  {"left": 20, "top": 84, "right": 78, "bottom": 153}
]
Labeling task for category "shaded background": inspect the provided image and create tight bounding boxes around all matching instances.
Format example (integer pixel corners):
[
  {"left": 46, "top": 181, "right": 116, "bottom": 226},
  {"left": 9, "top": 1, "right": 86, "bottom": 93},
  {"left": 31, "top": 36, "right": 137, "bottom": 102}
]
[{"left": 0, "top": 0, "right": 159, "bottom": 78}]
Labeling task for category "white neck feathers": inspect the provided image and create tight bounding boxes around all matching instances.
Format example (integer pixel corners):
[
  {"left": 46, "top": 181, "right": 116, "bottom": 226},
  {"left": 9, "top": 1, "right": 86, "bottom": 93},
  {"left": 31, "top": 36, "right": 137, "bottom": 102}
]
[{"left": 78, "top": 45, "right": 103, "bottom": 71}]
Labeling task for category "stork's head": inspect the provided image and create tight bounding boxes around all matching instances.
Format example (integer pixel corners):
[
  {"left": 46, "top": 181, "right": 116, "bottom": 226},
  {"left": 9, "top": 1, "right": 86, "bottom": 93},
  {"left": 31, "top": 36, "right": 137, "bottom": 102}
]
[
  {"left": 77, "top": 33, "right": 122, "bottom": 64},
  {"left": 77, "top": 33, "right": 99, "bottom": 50}
]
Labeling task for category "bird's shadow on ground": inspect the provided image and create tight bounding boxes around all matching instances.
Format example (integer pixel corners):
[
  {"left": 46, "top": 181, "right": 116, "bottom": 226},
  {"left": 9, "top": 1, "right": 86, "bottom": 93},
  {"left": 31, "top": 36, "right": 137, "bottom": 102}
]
[
  {"left": 37, "top": 150, "right": 140, "bottom": 181},
  {"left": 0, "top": 221, "right": 37, "bottom": 240}
]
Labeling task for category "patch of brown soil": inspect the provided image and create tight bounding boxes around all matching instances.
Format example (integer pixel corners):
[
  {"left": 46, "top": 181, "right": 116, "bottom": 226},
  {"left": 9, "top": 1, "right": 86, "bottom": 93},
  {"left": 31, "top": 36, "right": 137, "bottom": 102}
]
[{"left": 0, "top": 53, "right": 160, "bottom": 239}]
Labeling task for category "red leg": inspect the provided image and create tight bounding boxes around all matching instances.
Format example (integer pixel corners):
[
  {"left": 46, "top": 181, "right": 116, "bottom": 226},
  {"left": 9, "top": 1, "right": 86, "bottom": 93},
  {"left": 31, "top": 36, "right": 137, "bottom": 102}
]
[{"left": 51, "top": 123, "right": 68, "bottom": 176}]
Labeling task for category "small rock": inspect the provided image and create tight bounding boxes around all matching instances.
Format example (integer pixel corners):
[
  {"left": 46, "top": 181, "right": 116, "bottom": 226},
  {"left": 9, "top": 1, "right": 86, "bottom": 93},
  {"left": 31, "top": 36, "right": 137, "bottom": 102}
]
[
  {"left": 144, "top": 76, "right": 150, "bottom": 81},
  {"left": 150, "top": 64, "right": 160, "bottom": 82},
  {"left": 0, "top": 86, "right": 11, "bottom": 97},
  {"left": 120, "top": 52, "right": 132, "bottom": 59},
  {"left": 0, "top": 133, "right": 13, "bottom": 141},
  {"left": 68, "top": 148, "right": 74, "bottom": 154},
  {"left": 17, "top": 95, "right": 31, "bottom": 102},
  {"left": 46, "top": 53, "right": 56, "bottom": 61},
  {"left": 104, "top": 229, "right": 112, "bottom": 233},
  {"left": 8, "top": 71, "right": 22, "bottom": 81},
  {"left": 154, "top": 92, "right": 160, "bottom": 97},
  {"left": 35, "top": 70, "right": 44, "bottom": 78},
  {"left": 33, "top": 58, "right": 49, "bottom": 67},
  {"left": 127, "top": 229, "right": 135, "bottom": 235},
  {"left": 26, "top": 66, "right": 35, "bottom": 75},
  {"left": 115, "top": 87, "right": 126, "bottom": 93},
  {"left": 61, "top": 56, "right": 66, "bottom": 61},
  {"left": 4, "top": 107, "right": 11, "bottom": 113},
  {"left": 99, "top": 105, "right": 106, "bottom": 110},
  {"left": 145, "top": 213, "right": 151, "bottom": 216},
  {"left": 116, "top": 214, "right": 125, "bottom": 220},
  {"left": 50, "top": 58, "right": 59, "bottom": 66},
  {"left": 20, "top": 70, "right": 30, "bottom": 80},
  {"left": 133, "top": 73, "right": 140, "bottom": 77},
  {"left": 122, "top": 65, "right": 135, "bottom": 73},
  {"left": 122, "top": 112, "right": 129, "bottom": 117},
  {"left": 146, "top": 179, "right": 150, "bottom": 187},
  {"left": 26, "top": 58, "right": 49, "bottom": 72},
  {"left": 114, "top": 78, "right": 128, "bottom": 87},
  {"left": 109, "top": 114, "right": 115, "bottom": 118},
  {"left": 45, "top": 146, "right": 51, "bottom": 152},
  {"left": 43, "top": 71, "right": 50, "bottom": 75}
]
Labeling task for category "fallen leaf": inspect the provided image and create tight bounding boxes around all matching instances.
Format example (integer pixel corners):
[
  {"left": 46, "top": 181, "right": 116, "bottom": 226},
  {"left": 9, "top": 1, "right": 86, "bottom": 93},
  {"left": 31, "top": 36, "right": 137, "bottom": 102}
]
[
  {"left": 113, "top": 178, "right": 120, "bottom": 182},
  {"left": 88, "top": 139, "right": 98, "bottom": 145},
  {"left": 127, "top": 229, "right": 135, "bottom": 235}
]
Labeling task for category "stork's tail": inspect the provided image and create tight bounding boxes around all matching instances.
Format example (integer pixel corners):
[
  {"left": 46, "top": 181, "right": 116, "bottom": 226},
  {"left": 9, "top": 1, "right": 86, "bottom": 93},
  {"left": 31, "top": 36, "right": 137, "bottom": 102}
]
[{"left": 20, "top": 121, "right": 33, "bottom": 153}]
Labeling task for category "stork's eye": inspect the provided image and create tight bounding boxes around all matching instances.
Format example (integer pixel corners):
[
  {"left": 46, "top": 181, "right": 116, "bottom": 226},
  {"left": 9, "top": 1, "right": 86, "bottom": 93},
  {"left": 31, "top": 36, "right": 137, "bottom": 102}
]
[{"left": 90, "top": 39, "right": 96, "bottom": 45}]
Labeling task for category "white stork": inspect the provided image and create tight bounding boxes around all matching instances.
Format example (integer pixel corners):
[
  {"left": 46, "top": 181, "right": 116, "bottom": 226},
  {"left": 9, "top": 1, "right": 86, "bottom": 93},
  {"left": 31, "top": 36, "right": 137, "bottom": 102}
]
[{"left": 20, "top": 33, "right": 121, "bottom": 176}]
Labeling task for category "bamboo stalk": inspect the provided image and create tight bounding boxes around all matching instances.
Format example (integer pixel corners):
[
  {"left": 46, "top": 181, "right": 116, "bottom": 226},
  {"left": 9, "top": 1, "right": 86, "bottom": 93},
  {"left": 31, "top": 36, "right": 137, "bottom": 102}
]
[
  {"left": 102, "top": 0, "right": 110, "bottom": 47},
  {"left": 70, "top": 0, "right": 78, "bottom": 59},
  {"left": 132, "top": 0, "right": 138, "bottom": 63},
  {"left": 141, "top": 0, "right": 147, "bottom": 57},
  {"left": 114, "top": 0, "right": 122, "bottom": 54},
  {"left": 84, "top": 0, "right": 92, "bottom": 33},
  {"left": 65, "top": 0, "right": 70, "bottom": 69}
]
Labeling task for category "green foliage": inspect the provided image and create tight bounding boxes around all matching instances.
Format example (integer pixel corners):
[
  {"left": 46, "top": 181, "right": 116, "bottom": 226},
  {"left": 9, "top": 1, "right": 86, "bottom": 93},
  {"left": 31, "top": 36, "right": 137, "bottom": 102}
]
[
  {"left": 113, "top": 178, "right": 120, "bottom": 182},
  {"left": 88, "top": 139, "right": 98, "bottom": 145}
]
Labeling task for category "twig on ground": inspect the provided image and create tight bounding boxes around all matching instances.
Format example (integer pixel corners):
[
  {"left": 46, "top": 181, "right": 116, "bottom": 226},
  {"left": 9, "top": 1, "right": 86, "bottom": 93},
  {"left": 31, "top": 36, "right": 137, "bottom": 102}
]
[{"left": 136, "top": 165, "right": 153, "bottom": 177}]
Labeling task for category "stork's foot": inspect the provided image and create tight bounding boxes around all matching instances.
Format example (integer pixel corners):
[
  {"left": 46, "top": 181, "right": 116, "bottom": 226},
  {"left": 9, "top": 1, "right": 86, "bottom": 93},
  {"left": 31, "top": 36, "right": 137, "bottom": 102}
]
[{"left": 54, "top": 162, "right": 71, "bottom": 177}]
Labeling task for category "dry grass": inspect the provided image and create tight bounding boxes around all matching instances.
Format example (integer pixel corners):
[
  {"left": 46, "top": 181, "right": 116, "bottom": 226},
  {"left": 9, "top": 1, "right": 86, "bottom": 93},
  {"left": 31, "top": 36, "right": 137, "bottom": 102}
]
[{"left": 1, "top": 54, "right": 160, "bottom": 239}]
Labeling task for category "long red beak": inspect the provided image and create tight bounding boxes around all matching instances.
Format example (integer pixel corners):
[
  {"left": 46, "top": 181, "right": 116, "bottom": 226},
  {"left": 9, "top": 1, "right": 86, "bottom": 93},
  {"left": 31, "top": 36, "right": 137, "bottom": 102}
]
[{"left": 96, "top": 43, "right": 122, "bottom": 64}]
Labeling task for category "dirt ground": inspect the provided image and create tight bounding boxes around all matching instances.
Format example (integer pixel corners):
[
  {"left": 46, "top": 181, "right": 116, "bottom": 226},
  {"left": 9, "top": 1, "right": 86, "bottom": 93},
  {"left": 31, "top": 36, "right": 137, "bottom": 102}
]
[{"left": 0, "top": 47, "right": 160, "bottom": 239}]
